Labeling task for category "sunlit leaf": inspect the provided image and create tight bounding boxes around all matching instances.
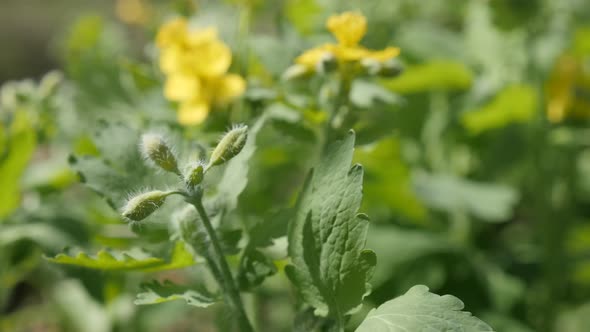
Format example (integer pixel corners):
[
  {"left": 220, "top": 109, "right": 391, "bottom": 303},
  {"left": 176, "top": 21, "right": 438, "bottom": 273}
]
[
  {"left": 0, "top": 111, "right": 36, "bottom": 219},
  {"left": 135, "top": 280, "right": 217, "bottom": 307},
  {"left": 462, "top": 84, "right": 538, "bottom": 135},
  {"left": 46, "top": 241, "right": 196, "bottom": 271},
  {"left": 46, "top": 249, "right": 164, "bottom": 271},
  {"left": 356, "top": 285, "right": 494, "bottom": 332},
  {"left": 383, "top": 60, "right": 473, "bottom": 94}
]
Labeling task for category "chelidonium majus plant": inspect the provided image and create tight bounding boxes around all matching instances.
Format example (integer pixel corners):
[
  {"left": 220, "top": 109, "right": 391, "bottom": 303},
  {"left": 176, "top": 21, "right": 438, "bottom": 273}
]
[{"left": 43, "top": 10, "right": 497, "bottom": 332}]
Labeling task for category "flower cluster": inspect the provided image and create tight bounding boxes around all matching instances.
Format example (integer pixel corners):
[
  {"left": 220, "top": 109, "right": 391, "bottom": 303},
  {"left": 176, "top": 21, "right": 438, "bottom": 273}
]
[
  {"left": 291, "top": 12, "right": 400, "bottom": 77},
  {"left": 156, "top": 18, "right": 246, "bottom": 125}
]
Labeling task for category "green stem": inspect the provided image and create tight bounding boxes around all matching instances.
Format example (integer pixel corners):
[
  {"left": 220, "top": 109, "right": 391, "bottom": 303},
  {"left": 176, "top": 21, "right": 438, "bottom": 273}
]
[
  {"left": 324, "top": 72, "right": 352, "bottom": 148},
  {"left": 189, "top": 197, "right": 254, "bottom": 332}
]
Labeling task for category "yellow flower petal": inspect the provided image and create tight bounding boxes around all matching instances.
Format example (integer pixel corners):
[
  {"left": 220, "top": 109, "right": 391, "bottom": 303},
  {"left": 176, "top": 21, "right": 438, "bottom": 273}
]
[
  {"left": 215, "top": 74, "right": 246, "bottom": 104},
  {"left": 193, "top": 40, "right": 232, "bottom": 77},
  {"left": 159, "top": 46, "right": 184, "bottom": 74},
  {"left": 364, "top": 47, "right": 401, "bottom": 62},
  {"left": 295, "top": 44, "right": 336, "bottom": 69},
  {"left": 334, "top": 45, "right": 368, "bottom": 61},
  {"left": 178, "top": 101, "right": 209, "bottom": 125},
  {"left": 327, "top": 12, "right": 367, "bottom": 47},
  {"left": 156, "top": 18, "right": 187, "bottom": 48},
  {"left": 185, "top": 27, "right": 218, "bottom": 46},
  {"left": 164, "top": 74, "right": 200, "bottom": 102}
]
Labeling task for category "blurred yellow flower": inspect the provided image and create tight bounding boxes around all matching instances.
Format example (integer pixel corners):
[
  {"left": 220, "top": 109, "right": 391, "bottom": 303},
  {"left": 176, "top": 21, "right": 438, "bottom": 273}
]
[
  {"left": 326, "top": 11, "right": 367, "bottom": 47},
  {"left": 295, "top": 44, "right": 336, "bottom": 69},
  {"left": 156, "top": 18, "right": 246, "bottom": 125},
  {"left": 294, "top": 11, "right": 400, "bottom": 74},
  {"left": 116, "top": 0, "right": 152, "bottom": 25},
  {"left": 546, "top": 55, "right": 590, "bottom": 123}
]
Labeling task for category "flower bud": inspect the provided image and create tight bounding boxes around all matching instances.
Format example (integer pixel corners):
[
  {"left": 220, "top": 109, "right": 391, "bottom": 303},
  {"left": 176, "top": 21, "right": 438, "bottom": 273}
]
[
  {"left": 122, "top": 190, "right": 172, "bottom": 222},
  {"left": 140, "top": 133, "right": 180, "bottom": 174},
  {"left": 208, "top": 125, "right": 248, "bottom": 168},
  {"left": 184, "top": 161, "right": 205, "bottom": 188},
  {"left": 315, "top": 52, "right": 337, "bottom": 75}
]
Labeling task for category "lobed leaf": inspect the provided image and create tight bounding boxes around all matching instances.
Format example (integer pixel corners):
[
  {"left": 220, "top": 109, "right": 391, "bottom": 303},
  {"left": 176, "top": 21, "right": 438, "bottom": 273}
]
[
  {"left": 135, "top": 280, "right": 217, "bottom": 307},
  {"left": 46, "top": 241, "right": 196, "bottom": 271},
  {"left": 356, "top": 285, "right": 494, "bottom": 332},
  {"left": 46, "top": 249, "right": 164, "bottom": 271},
  {"left": 286, "top": 131, "right": 376, "bottom": 320}
]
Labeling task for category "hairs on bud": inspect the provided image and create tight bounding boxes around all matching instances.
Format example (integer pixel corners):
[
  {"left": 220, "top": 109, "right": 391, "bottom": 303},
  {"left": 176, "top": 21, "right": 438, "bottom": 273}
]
[
  {"left": 139, "top": 133, "right": 180, "bottom": 175},
  {"left": 121, "top": 189, "right": 174, "bottom": 223},
  {"left": 183, "top": 159, "right": 207, "bottom": 189},
  {"left": 207, "top": 124, "right": 248, "bottom": 169}
]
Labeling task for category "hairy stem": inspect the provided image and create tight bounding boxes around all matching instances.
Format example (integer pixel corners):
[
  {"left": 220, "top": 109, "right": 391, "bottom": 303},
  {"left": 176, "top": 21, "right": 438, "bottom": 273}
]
[{"left": 189, "top": 197, "right": 254, "bottom": 332}]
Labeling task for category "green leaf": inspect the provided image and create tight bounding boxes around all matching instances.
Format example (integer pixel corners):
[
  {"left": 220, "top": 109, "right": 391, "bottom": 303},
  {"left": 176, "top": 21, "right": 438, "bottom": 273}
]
[
  {"left": 480, "top": 313, "right": 535, "bottom": 332},
  {"left": 140, "top": 241, "right": 198, "bottom": 272},
  {"left": 69, "top": 120, "right": 176, "bottom": 210},
  {"left": 286, "top": 131, "right": 376, "bottom": 320},
  {"left": 382, "top": 60, "right": 473, "bottom": 94},
  {"left": 350, "top": 80, "right": 402, "bottom": 109},
  {"left": 0, "top": 223, "right": 74, "bottom": 249},
  {"left": 46, "top": 249, "right": 164, "bottom": 271},
  {"left": 52, "top": 280, "right": 111, "bottom": 332},
  {"left": 413, "top": 171, "right": 519, "bottom": 222},
  {"left": 355, "top": 285, "right": 494, "bottom": 332},
  {"left": 285, "top": 0, "right": 323, "bottom": 35},
  {"left": 0, "top": 111, "right": 36, "bottom": 219},
  {"left": 135, "top": 280, "right": 217, "bottom": 307},
  {"left": 555, "top": 302, "right": 590, "bottom": 332},
  {"left": 462, "top": 84, "right": 538, "bottom": 135},
  {"left": 368, "top": 225, "right": 455, "bottom": 287},
  {"left": 354, "top": 138, "right": 427, "bottom": 221},
  {"left": 46, "top": 241, "right": 196, "bottom": 271},
  {"left": 238, "top": 209, "right": 290, "bottom": 290}
]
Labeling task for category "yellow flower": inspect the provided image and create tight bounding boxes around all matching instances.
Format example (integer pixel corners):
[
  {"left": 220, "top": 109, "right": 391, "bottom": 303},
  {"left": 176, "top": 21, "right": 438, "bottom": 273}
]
[
  {"left": 326, "top": 12, "right": 367, "bottom": 47},
  {"left": 546, "top": 55, "right": 590, "bottom": 123},
  {"left": 213, "top": 74, "right": 247, "bottom": 104},
  {"left": 156, "top": 18, "right": 246, "bottom": 125},
  {"left": 164, "top": 74, "right": 200, "bottom": 102},
  {"left": 178, "top": 100, "right": 209, "bottom": 125},
  {"left": 291, "top": 11, "right": 400, "bottom": 75},
  {"left": 295, "top": 44, "right": 336, "bottom": 69},
  {"left": 185, "top": 36, "right": 232, "bottom": 77},
  {"left": 334, "top": 45, "right": 368, "bottom": 62},
  {"left": 156, "top": 18, "right": 188, "bottom": 49}
]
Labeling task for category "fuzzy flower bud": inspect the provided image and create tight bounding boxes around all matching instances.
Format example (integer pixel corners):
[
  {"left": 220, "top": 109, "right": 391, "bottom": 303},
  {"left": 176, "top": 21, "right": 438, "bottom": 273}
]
[
  {"left": 184, "top": 161, "right": 205, "bottom": 188},
  {"left": 122, "top": 190, "right": 172, "bottom": 222},
  {"left": 140, "top": 133, "right": 180, "bottom": 174},
  {"left": 208, "top": 125, "right": 248, "bottom": 168}
]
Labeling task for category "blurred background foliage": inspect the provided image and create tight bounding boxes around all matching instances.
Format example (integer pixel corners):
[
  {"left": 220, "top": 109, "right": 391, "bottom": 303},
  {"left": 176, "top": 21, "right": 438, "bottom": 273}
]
[{"left": 1, "top": 0, "right": 590, "bottom": 331}]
